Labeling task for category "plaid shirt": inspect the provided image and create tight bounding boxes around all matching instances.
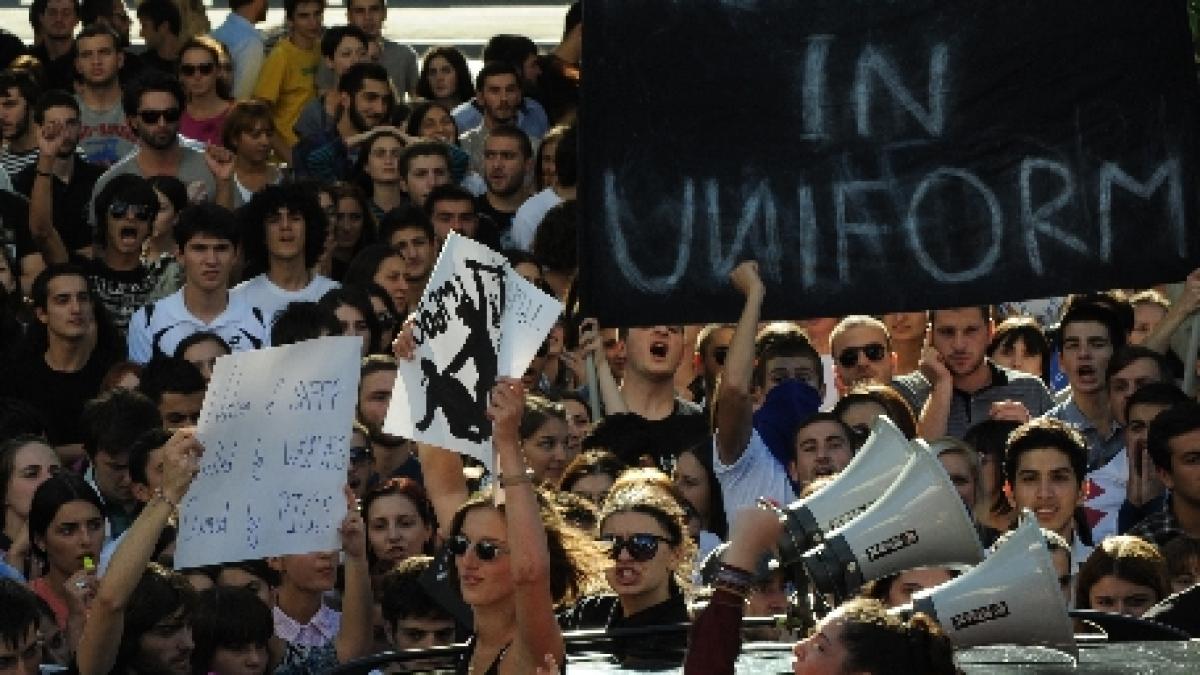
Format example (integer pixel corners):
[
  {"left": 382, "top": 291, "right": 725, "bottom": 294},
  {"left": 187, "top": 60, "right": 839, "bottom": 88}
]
[{"left": 1128, "top": 495, "right": 1188, "bottom": 550}]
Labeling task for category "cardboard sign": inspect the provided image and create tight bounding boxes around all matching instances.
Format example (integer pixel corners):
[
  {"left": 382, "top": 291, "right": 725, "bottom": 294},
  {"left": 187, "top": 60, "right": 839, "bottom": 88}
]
[
  {"left": 383, "top": 233, "right": 563, "bottom": 467},
  {"left": 579, "top": 0, "right": 1200, "bottom": 324},
  {"left": 174, "top": 336, "right": 362, "bottom": 569}
]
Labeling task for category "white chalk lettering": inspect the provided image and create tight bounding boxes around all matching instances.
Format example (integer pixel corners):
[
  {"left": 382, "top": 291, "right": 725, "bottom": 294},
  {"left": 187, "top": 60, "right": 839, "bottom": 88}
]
[
  {"left": 801, "top": 35, "right": 835, "bottom": 140},
  {"left": 835, "top": 180, "right": 891, "bottom": 283},
  {"left": 604, "top": 171, "right": 693, "bottom": 294},
  {"left": 1020, "top": 158, "right": 1080, "bottom": 275},
  {"left": 1098, "top": 158, "right": 1184, "bottom": 259},
  {"left": 905, "top": 168, "right": 1002, "bottom": 283},
  {"left": 705, "top": 179, "right": 782, "bottom": 283},
  {"left": 855, "top": 44, "right": 949, "bottom": 138}
]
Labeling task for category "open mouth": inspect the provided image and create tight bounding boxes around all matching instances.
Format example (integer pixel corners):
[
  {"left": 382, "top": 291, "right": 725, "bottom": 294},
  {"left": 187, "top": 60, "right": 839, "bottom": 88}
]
[
  {"left": 649, "top": 341, "right": 669, "bottom": 358},
  {"left": 1077, "top": 365, "right": 1096, "bottom": 378},
  {"left": 613, "top": 566, "right": 641, "bottom": 585},
  {"left": 118, "top": 226, "right": 140, "bottom": 243}
]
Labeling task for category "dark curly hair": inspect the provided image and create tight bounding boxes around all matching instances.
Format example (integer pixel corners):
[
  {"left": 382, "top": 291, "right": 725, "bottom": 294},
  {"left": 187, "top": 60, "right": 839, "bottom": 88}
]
[
  {"left": 237, "top": 183, "right": 329, "bottom": 276},
  {"left": 835, "top": 598, "right": 957, "bottom": 675}
]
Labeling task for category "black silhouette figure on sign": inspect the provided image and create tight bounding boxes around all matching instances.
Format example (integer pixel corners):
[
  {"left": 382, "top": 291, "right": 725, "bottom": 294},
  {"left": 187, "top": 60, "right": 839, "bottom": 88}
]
[
  {"left": 414, "top": 258, "right": 506, "bottom": 443},
  {"left": 416, "top": 358, "right": 490, "bottom": 442}
]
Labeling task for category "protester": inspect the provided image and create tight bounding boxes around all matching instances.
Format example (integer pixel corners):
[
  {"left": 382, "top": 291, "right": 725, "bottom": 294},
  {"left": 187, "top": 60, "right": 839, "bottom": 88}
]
[
  {"left": 1075, "top": 535, "right": 1169, "bottom": 618},
  {"left": 361, "top": 477, "right": 436, "bottom": 582}
]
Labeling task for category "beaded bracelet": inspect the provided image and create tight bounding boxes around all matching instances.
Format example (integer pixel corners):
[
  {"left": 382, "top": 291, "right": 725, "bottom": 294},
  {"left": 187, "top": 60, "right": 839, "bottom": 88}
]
[
  {"left": 498, "top": 468, "right": 536, "bottom": 487},
  {"left": 152, "top": 487, "right": 179, "bottom": 511}
]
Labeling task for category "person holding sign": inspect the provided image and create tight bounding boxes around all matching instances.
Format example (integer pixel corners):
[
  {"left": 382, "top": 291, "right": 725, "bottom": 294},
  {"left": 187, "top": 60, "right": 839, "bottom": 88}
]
[{"left": 440, "top": 378, "right": 583, "bottom": 674}]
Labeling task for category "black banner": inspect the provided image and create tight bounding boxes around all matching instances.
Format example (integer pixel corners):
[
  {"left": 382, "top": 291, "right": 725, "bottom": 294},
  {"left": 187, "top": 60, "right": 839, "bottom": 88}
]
[{"left": 579, "top": 0, "right": 1200, "bottom": 325}]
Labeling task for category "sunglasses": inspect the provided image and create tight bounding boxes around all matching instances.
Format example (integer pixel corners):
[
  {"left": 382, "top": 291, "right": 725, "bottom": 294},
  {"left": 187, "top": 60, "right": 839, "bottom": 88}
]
[
  {"left": 836, "top": 342, "right": 887, "bottom": 368},
  {"left": 180, "top": 62, "right": 215, "bottom": 77},
  {"left": 447, "top": 534, "right": 508, "bottom": 561},
  {"left": 601, "top": 533, "right": 672, "bottom": 562},
  {"left": 138, "top": 107, "right": 181, "bottom": 124},
  {"left": 108, "top": 199, "right": 153, "bottom": 221}
]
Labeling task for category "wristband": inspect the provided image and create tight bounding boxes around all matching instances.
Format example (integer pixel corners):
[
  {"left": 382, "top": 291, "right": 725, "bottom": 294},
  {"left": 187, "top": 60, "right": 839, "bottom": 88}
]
[
  {"left": 712, "top": 562, "right": 755, "bottom": 599},
  {"left": 497, "top": 468, "right": 535, "bottom": 487}
]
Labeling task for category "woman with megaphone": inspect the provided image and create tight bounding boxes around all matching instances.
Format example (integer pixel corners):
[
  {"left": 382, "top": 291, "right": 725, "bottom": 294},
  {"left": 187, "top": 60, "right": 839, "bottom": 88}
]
[{"left": 684, "top": 505, "right": 958, "bottom": 675}]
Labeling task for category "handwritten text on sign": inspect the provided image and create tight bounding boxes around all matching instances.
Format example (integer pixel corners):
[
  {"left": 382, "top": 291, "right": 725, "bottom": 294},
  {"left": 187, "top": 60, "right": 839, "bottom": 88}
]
[
  {"left": 174, "top": 336, "right": 362, "bottom": 569},
  {"left": 580, "top": 0, "right": 1200, "bottom": 324},
  {"left": 383, "top": 233, "right": 563, "bottom": 467}
]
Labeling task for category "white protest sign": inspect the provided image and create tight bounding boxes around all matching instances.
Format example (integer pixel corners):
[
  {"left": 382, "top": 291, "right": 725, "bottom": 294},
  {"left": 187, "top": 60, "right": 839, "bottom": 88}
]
[
  {"left": 174, "top": 336, "right": 362, "bottom": 569},
  {"left": 383, "top": 232, "right": 563, "bottom": 467}
]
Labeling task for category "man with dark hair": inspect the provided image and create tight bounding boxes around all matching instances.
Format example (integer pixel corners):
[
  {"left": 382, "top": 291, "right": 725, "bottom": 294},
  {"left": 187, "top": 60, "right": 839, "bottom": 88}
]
[
  {"left": 292, "top": 62, "right": 394, "bottom": 182},
  {"left": 0, "top": 579, "right": 43, "bottom": 673},
  {"left": 127, "top": 427, "right": 171, "bottom": 507},
  {"left": 829, "top": 315, "right": 895, "bottom": 397},
  {"left": 397, "top": 140, "right": 450, "bottom": 209},
  {"left": 458, "top": 61, "right": 539, "bottom": 175},
  {"left": 81, "top": 387, "right": 162, "bottom": 538},
  {"left": 212, "top": 0, "right": 268, "bottom": 99},
  {"left": 0, "top": 69, "right": 42, "bottom": 181},
  {"left": 534, "top": 0, "right": 581, "bottom": 125},
  {"left": 233, "top": 184, "right": 338, "bottom": 327},
  {"left": 29, "top": 0, "right": 81, "bottom": 90},
  {"left": 453, "top": 53, "right": 547, "bottom": 143},
  {"left": 477, "top": 124, "right": 533, "bottom": 246},
  {"left": 0, "top": 265, "right": 119, "bottom": 458},
  {"left": 127, "top": 202, "right": 267, "bottom": 362},
  {"left": 529, "top": 198, "right": 576, "bottom": 299},
  {"left": 136, "top": 0, "right": 183, "bottom": 74},
  {"left": 319, "top": 0, "right": 419, "bottom": 97},
  {"left": 1083, "top": 345, "right": 1174, "bottom": 541},
  {"left": 358, "top": 354, "right": 421, "bottom": 482},
  {"left": 1129, "top": 401, "right": 1200, "bottom": 547},
  {"left": 75, "top": 23, "right": 138, "bottom": 166},
  {"left": 1118, "top": 382, "right": 1189, "bottom": 534},
  {"left": 893, "top": 306, "right": 1054, "bottom": 440},
  {"left": 1045, "top": 302, "right": 1128, "bottom": 469},
  {"left": 426, "top": 183, "right": 498, "bottom": 249},
  {"left": 1004, "top": 417, "right": 1091, "bottom": 567},
  {"left": 379, "top": 556, "right": 458, "bottom": 654},
  {"left": 138, "top": 356, "right": 206, "bottom": 429},
  {"left": 451, "top": 35, "right": 549, "bottom": 139},
  {"left": 12, "top": 92, "right": 103, "bottom": 269},
  {"left": 89, "top": 70, "right": 235, "bottom": 224},
  {"left": 379, "top": 206, "right": 435, "bottom": 313},
  {"left": 254, "top": 0, "right": 326, "bottom": 161},
  {"left": 714, "top": 261, "right": 821, "bottom": 513},
  {"left": 270, "top": 300, "right": 340, "bottom": 346}
]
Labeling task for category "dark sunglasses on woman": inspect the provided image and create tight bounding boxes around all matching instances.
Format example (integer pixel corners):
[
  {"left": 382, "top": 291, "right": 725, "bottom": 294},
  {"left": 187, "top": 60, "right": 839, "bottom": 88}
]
[
  {"left": 601, "top": 533, "right": 672, "bottom": 562},
  {"left": 180, "top": 62, "right": 215, "bottom": 77},
  {"left": 107, "top": 199, "right": 154, "bottom": 221},
  {"left": 447, "top": 534, "right": 509, "bottom": 561}
]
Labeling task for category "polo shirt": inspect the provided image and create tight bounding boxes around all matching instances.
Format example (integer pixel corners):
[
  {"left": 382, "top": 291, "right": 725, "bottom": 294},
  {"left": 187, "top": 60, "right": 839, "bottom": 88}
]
[
  {"left": 127, "top": 288, "right": 269, "bottom": 363},
  {"left": 890, "top": 360, "right": 1055, "bottom": 439}
]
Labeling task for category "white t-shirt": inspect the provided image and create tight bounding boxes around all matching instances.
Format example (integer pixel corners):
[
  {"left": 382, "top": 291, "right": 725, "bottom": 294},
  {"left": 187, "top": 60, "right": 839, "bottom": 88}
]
[
  {"left": 127, "top": 288, "right": 269, "bottom": 363},
  {"left": 231, "top": 273, "right": 339, "bottom": 329},
  {"left": 510, "top": 187, "right": 564, "bottom": 252},
  {"left": 713, "top": 428, "right": 797, "bottom": 517}
]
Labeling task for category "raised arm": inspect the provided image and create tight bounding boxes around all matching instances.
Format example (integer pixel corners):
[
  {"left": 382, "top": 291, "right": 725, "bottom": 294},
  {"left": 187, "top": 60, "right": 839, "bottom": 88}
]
[
  {"left": 716, "top": 261, "right": 764, "bottom": 466},
  {"left": 490, "top": 377, "right": 565, "bottom": 668},
  {"left": 334, "top": 485, "right": 374, "bottom": 663},
  {"left": 29, "top": 121, "right": 70, "bottom": 265},
  {"left": 570, "top": 318, "right": 626, "bottom": 415},
  {"left": 915, "top": 333, "right": 953, "bottom": 441},
  {"left": 76, "top": 429, "right": 202, "bottom": 675},
  {"left": 1143, "top": 268, "right": 1200, "bottom": 355}
]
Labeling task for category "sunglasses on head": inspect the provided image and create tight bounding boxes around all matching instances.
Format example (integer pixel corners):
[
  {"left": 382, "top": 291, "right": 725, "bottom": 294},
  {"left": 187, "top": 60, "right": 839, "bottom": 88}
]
[
  {"left": 108, "top": 199, "right": 153, "bottom": 221},
  {"left": 836, "top": 342, "right": 887, "bottom": 368},
  {"left": 180, "top": 62, "right": 215, "bottom": 77},
  {"left": 447, "top": 534, "right": 508, "bottom": 561},
  {"left": 601, "top": 533, "right": 672, "bottom": 562},
  {"left": 138, "top": 107, "right": 181, "bottom": 125}
]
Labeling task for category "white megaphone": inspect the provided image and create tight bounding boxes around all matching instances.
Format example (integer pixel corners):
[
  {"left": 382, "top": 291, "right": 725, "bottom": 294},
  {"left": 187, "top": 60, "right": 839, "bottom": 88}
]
[
  {"left": 907, "top": 511, "right": 1077, "bottom": 657},
  {"left": 800, "top": 441, "right": 983, "bottom": 601},
  {"left": 776, "top": 416, "right": 919, "bottom": 566}
]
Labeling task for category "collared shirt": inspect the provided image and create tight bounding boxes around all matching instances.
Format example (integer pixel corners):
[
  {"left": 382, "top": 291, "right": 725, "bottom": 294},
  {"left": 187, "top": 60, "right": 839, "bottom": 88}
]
[
  {"left": 1045, "top": 399, "right": 1124, "bottom": 471},
  {"left": 274, "top": 603, "right": 340, "bottom": 648},
  {"left": 1128, "top": 495, "right": 1189, "bottom": 550},
  {"left": 890, "top": 360, "right": 1055, "bottom": 439}
]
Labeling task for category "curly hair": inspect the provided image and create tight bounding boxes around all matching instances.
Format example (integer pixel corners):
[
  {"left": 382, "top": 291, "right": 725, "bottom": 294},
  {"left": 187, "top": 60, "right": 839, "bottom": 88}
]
[
  {"left": 237, "top": 183, "right": 329, "bottom": 275},
  {"left": 835, "top": 598, "right": 957, "bottom": 675}
]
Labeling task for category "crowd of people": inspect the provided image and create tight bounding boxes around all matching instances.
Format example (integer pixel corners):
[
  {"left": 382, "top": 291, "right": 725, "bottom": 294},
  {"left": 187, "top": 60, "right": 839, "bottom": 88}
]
[{"left": 0, "top": 1, "right": 1198, "bottom": 674}]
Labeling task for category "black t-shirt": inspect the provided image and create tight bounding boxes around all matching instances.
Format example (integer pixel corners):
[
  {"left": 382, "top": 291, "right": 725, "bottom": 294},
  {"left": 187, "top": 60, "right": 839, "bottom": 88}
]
[
  {"left": 12, "top": 156, "right": 105, "bottom": 257},
  {"left": 475, "top": 194, "right": 516, "bottom": 245},
  {"left": 72, "top": 254, "right": 164, "bottom": 336},
  {"left": 582, "top": 398, "right": 709, "bottom": 473},
  {"left": 30, "top": 44, "right": 76, "bottom": 92},
  {"left": 533, "top": 55, "right": 580, "bottom": 126},
  {"left": 0, "top": 345, "right": 118, "bottom": 446},
  {"left": 139, "top": 50, "right": 177, "bottom": 76}
]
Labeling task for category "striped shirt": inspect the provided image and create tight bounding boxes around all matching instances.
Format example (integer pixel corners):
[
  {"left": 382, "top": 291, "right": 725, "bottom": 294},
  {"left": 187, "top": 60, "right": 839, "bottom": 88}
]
[{"left": 890, "top": 361, "right": 1055, "bottom": 439}]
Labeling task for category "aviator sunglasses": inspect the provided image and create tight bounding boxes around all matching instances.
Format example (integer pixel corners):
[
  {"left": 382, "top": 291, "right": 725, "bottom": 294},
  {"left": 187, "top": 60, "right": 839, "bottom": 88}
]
[
  {"left": 601, "top": 533, "right": 672, "bottom": 562},
  {"left": 447, "top": 534, "right": 509, "bottom": 561},
  {"left": 836, "top": 342, "right": 887, "bottom": 368}
]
